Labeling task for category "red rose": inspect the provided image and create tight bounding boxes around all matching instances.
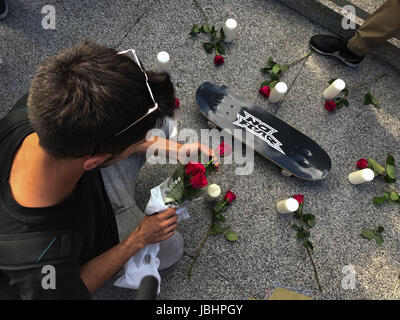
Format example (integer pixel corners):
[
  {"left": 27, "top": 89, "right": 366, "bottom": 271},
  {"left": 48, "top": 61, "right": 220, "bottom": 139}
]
[
  {"left": 185, "top": 161, "right": 205, "bottom": 177},
  {"left": 190, "top": 172, "right": 208, "bottom": 189},
  {"left": 324, "top": 100, "right": 337, "bottom": 112},
  {"left": 174, "top": 98, "right": 180, "bottom": 108},
  {"left": 259, "top": 86, "right": 271, "bottom": 98},
  {"left": 224, "top": 190, "right": 236, "bottom": 204},
  {"left": 356, "top": 158, "right": 368, "bottom": 169},
  {"left": 214, "top": 55, "right": 224, "bottom": 65},
  {"left": 293, "top": 194, "right": 304, "bottom": 205},
  {"left": 216, "top": 142, "right": 233, "bottom": 158}
]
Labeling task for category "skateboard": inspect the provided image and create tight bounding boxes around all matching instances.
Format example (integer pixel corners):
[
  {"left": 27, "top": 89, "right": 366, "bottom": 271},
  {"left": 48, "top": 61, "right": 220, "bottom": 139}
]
[{"left": 195, "top": 82, "right": 331, "bottom": 181}]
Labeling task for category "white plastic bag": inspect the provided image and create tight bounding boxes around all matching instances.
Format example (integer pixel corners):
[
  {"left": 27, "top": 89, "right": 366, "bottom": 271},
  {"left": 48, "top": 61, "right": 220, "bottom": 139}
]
[{"left": 114, "top": 180, "right": 189, "bottom": 293}]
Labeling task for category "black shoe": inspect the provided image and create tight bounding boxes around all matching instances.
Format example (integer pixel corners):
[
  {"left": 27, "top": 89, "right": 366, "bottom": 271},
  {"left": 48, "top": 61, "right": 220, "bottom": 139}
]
[
  {"left": 309, "top": 34, "right": 364, "bottom": 67},
  {"left": 0, "top": 0, "right": 9, "bottom": 21}
]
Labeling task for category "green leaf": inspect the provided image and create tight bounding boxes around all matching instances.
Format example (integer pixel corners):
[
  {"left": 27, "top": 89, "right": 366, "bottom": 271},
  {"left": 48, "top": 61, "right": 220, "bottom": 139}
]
[
  {"left": 210, "top": 25, "right": 216, "bottom": 37},
  {"left": 361, "top": 229, "right": 376, "bottom": 240},
  {"left": 297, "top": 231, "right": 306, "bottom": 240},
  {"left": 218, "top": 28, "right": 225, "bottom": 41},
  {"left": 280, "top": 64, "right": 289, "bottom": 72},
  {"left": 336, "top": 99, "right": 345, "bottom": 110},
  {"left": 368, "top": 158, "right": 386, "bottom": 176},
  {"left": 215, "top": 212, "right": 227, "bottom": 222},
  {"left": 224, "top": 230, "right": 239, "bottom": 242},
  {"left": 364, "top": 92, "right": 372, "bottom": 105},
  {"left": 267, "top": 57, "right": 276, "bottom": 67},
  {"left": 384, "top": 175, "right": 396, "bottom": 184},
  {"left": 386, "top": 154, "right": 396, "bottom": 180},
  {"left": 390, "top": 192, "right": 399, "bottom": 201},
  {"left": 377, "top": 226, "right": 384, "bottom": 233},
  {"left": 215, "top": 41, "right": 225, "bottom": 55},
  {"left": 269, "top": 80, "right": 278, "bottom": 89},
  {"left": 291, "top": 224, "right": 302, "bottom": 232},
  {"left": 211, "top": 223, "right": 224, "bottom": 235},
  {"left": 373, "top": 196, "right": 385, "bottom": 205},
  {"left": 302, "top": 241, "right": 314, "bottom": 251},
  {"left": 306, "top": 214, "right": 316, "bottom": 228},
  {"left": 342, "top": 99, "right": 349, "bottom": 107},
  {"left": 328, "top": 78, "right": 337, "bottom": 85},
  {"left": 261, "top": 66, "right": 272, "bottom": 72},
  {"left": 200, "top": 22, "right": 210, "bottom": 33},
  {"left": 384, "top": 191, "right": 390, "bottom": 201},
  {"left": 203, "top": 42, "right": 214, "bottom": 54},
  {"left": 375, "top": 234, "right": 384, "bottom": 246},
  {"left": 364, "top": 92, "right": 380, "bottom": 108},
  {"left": 270, "top": 73, "right": 279, "bottom": 81},
  {"left": 189, "top": 24, "right": 201, "bottom": 36},
  {"left": 272, "top": 64, "right": 280, "bottom": 75}
]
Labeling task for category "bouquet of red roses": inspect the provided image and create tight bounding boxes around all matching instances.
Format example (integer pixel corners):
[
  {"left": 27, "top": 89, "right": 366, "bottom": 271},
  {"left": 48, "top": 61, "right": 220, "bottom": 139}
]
[{"left": 162, "top": 142, "right": 232, "bottom": 207}]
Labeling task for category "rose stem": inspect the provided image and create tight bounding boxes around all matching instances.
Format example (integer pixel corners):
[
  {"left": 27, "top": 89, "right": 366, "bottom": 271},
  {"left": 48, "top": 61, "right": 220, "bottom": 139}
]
[
  {"left": 287, "top": 51, "right": 313, "bottom": 68},
  {"left": 298, "top": 204, "right": 322, "bottom": 293},
  {"left": 306, "top": 247, "right": 323, "bottom": 293},
  {"left": 193, "top": 0, "right": 209, "bottom": 22},
  {"left": 188, "top": 217, "right": 213, "bottom": 279}
]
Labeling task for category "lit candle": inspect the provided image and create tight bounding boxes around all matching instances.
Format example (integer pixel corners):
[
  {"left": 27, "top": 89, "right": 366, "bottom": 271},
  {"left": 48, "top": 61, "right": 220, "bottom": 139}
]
[
  {"left": 268, "top": 82, "right": 288, "bottom": 104},
  {"left": 205, "top": 184, "right": 221, "bottom": 202},
  {"left": 348, "top": 168, "right": 374, "bottom": 185},
  {"left": 323, "top": 79, "right": 346, "bottom": 100},
  {"left": 156, "top": 51, "right": 170, "bottom": 73},
  {"left": 276, "top": 198, "right": 299, "bottom": 214},
  {"left": 223, "top": 18, "right": 237, "bottom": 43}
]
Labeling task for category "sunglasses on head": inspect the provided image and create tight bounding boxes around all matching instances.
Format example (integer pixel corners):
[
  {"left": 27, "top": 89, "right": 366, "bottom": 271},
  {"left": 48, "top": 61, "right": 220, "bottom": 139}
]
[{"left": 92, "top": 49, "right": 160, "bottom": 154}]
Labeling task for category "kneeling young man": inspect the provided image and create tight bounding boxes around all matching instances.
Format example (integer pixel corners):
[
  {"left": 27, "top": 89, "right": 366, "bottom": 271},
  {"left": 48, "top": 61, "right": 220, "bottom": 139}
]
[{"left": 0, "top": 41, "right": 211, "bottom": 299}]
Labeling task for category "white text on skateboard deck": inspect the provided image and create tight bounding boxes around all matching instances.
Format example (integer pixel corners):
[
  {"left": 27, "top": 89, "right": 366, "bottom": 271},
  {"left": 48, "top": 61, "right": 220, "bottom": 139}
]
[{"left": 233, "top": 111, "right": 285, "bottom": 155}]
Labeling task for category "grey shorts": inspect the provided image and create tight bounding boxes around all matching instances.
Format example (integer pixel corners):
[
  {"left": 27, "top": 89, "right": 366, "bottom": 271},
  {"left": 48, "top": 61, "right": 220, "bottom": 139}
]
[{"left": 99, "top": 118, "right": 183, "bottom": 271}]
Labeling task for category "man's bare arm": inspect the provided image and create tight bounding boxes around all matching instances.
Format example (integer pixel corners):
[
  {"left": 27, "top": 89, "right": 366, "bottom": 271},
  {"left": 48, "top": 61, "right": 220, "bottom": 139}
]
[{"left": 79, "top": 208, "right": 178, "bottom": 294}]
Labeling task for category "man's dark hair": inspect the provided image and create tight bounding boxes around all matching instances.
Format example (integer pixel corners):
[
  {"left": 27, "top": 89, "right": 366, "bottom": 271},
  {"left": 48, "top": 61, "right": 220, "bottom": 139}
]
[{"left": 27, "top": 41, "right": 176, "bottom": 158}]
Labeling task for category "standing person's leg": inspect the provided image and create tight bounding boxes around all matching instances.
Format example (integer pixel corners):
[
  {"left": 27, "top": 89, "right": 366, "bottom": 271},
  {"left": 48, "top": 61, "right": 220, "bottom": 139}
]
[
  {"left": 100, "top": 118, "right": 184, "bottom": 270},
  {"left": 347, "top": 0, "right": 400, "bottom": 56},
  {"left": 0, "top": 0, "right": 9, "bottom": 21}
]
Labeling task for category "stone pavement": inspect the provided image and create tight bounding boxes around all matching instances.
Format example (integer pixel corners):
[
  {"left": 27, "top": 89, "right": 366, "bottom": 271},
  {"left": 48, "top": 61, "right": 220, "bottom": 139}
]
[{"left": 1, "top": 0, "right": 400, "bottom": 300}]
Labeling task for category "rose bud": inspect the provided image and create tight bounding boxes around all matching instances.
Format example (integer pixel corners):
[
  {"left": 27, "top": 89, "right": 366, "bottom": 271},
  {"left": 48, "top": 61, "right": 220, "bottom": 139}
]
[
  {"left": 259, "top": 86, "right": 271, "bottom": 98},
  {"left": 216, "top": 142, "right": 233, "bottom": 158},
  {"left": 174, "top": 98, "right": 180, "bottom": 108},
  {"left": 293, "top": 194, "right": 304, "bottom": 205},
  {"left": 214, "top": 55, "right": 224, "bottom": 65},
  {"left": 224, "top": 190, "right": 236, "bottom": 204},
  {"left": 356, "top": 158, "right": 369, "bottom": 169},
  {"left": 324, "top": 100, "right": 337, "bottom": 112}
]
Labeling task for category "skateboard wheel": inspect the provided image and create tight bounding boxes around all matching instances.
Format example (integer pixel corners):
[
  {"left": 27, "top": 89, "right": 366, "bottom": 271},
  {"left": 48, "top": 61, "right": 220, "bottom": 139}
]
[{"left": 281, "top": 169, "right": 293, "bottom": 177}]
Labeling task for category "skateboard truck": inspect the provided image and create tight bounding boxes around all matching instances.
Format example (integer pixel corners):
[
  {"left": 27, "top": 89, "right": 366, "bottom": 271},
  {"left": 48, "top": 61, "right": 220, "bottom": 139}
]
[{"left": 281, "top": 169, "right": 293, "bottom": 177}]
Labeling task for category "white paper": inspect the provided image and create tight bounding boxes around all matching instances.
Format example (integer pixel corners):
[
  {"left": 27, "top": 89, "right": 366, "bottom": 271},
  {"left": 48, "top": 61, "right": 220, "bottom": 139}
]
[{"left": 114, "top": 180, "right": 190, "bottom": 293}]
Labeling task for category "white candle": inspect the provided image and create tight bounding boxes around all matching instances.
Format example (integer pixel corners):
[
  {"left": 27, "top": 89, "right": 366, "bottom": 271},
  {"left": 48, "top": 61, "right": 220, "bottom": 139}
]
[
  {"left": 323, "top": 79, "right": 346, "bottom": 100},
  {"left": 223, "top": 18, "right": 237, "bottom": 43},
  {"left": 276, "top": 198, "right": 299, "bottom": 214},
  {"left": 348, "top": 168, "right": 374, "bottom": 185},
  {"left": 156, "top": 51, "right": 170, "bottom": 73},
  {"left": 268, "top": 82, "right": 288, "bottom": 104},
  {"left": 205, "top": 184, "right": 221, "bottom": 201}
]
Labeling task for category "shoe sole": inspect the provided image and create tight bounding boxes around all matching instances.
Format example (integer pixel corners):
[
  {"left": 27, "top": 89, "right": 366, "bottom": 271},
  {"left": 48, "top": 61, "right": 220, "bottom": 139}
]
[
  {"left": 0, "top": 2, "right": 9, "bottom": 21},
  {"left": 309, "top": 43, "right": 360, "bottom": 68}
]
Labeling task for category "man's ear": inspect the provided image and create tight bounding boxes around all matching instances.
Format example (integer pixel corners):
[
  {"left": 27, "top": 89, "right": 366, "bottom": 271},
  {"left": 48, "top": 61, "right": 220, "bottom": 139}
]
[{"left": 83, "top": 154, "right": 112, "bottom": 171}]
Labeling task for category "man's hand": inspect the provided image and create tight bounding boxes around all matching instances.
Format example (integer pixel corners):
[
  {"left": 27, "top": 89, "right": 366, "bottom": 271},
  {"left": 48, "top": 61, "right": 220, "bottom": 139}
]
[
  {"left": 129, "top": 208, "right": 178, "bottom": 248},
  {"left": 177, "top": 142, "right": 217, "bottom": 165}
]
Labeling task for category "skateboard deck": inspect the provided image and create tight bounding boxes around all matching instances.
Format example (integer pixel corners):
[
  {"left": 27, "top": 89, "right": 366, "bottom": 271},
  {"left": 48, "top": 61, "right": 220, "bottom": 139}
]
[{"left": 195, "top": 82, "right": 331, "bottom": 181}]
